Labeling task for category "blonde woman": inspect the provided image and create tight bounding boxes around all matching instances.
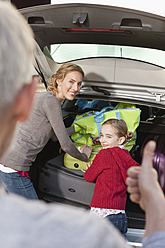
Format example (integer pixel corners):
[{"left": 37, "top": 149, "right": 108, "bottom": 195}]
[{"left": 0, "top": 63, "right": 92, "bottom": 199}]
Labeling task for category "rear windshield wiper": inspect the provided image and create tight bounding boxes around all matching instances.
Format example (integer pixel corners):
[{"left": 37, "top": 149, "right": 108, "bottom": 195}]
[{"left": 91, "top": 86, "right": 111, "bottom": 96}]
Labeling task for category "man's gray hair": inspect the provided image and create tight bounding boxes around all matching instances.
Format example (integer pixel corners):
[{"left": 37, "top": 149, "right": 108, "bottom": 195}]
[{"left": 0, "top": 2, "right": 35, "bottom": 110}]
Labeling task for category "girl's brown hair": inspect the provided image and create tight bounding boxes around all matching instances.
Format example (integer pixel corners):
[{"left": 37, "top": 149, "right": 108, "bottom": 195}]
[
  {"left": 47, "top": 63, "right": 84, "bottom": 95},
  {"left": 102, "top": 118, "right": 133, "bottom": 144}
]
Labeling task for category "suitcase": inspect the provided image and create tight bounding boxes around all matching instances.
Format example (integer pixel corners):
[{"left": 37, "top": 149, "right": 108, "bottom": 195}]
[
  {"left": 38, "top": 153, "right": 95, "bottom": 205},
  {"left": 64, "top": 144, "right": 101, "bottom": 170},
  {"left": 141, "top": 133, "right": 165, "bottom": 193}
]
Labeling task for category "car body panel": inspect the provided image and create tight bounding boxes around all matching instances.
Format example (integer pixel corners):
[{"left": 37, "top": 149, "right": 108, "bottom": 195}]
[
  {"left": 21, "top": 3, "right": 165, "bottom": 50},
  {"left": 50, "top": 0, "right": 165, "bottom": 17}
]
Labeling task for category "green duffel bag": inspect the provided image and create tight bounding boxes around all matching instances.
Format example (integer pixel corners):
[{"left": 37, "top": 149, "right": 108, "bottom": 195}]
[
  {"left": 64, "top": 143, "right": 101, "bottom": 171},
  {"left": 64, "top": 104, "right": 141, "bottom": 170},
  {"left": 71, "top": 105, "right": 141, "bottom": 151}
]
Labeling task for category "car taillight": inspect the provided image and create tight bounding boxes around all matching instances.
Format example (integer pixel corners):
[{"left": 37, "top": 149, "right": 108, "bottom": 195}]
[{"left": 67, "top": 28, "right": 125, "bottom": 33}]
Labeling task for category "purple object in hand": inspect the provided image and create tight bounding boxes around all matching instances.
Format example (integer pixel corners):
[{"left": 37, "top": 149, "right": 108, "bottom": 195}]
[
  {"left": 142, "top": 134, "right": 165, "bottom": 193},
  {"left": 153, "top": 134, "right": 165, "bottom": 193}
]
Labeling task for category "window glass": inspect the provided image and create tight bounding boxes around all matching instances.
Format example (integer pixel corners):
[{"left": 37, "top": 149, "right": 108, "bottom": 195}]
[{"left": 46, "top": 44, "right": 165, "bottom": 68}]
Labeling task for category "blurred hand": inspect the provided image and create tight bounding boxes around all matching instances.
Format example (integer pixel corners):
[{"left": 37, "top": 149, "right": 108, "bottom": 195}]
[{"left": 126, "top": 140, "right": 161, "bottom": 211}]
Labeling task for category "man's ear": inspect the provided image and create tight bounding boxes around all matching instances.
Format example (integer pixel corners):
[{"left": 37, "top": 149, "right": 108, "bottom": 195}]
[{"left": 14, "top": 76, "right": 38, "bottom": 122}]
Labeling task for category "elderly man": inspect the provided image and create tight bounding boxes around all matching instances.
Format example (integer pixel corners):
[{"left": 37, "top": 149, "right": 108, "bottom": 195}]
[
  {"left": 0, "top": 2, "right": 165, "bottom": 248},
  {"left": 0, "top": 1, "right": 37, "bottom": 159}
]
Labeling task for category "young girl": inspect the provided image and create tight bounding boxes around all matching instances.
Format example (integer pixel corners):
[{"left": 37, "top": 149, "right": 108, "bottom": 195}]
[{"left": 83, "top": 118, "right": 140, "bottom": 235}]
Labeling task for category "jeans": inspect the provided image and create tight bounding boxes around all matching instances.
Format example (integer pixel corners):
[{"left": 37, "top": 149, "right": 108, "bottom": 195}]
[
  {"left": 0, "top": 171, "right": 38, "bottom": 199},
  {"left": 105, "top": 213, "right": 127, "bottom": 235}
]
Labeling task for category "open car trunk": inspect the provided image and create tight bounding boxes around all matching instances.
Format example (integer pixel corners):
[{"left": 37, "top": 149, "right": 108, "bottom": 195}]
[{"left": 21, "top": 3, "right": 165, "bottom": 246}]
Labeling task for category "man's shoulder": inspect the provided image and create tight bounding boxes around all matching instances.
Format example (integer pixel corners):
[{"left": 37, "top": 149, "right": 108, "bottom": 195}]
[{"left": 0, "top": 186, "right": 129, "bottom": 248}]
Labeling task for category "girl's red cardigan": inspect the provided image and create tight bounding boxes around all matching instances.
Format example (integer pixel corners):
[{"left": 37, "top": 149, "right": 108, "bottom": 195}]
[{"left": 84, "top": 147, "right": 140, "bottom": 209}]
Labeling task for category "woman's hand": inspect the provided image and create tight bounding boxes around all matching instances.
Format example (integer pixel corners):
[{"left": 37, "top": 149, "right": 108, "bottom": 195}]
[{"left": 79, "top": 144, "right": 92, "bottom": 159}]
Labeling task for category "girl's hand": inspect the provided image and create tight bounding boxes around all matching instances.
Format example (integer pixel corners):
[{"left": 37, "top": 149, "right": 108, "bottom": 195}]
[
  {"left": 81, "top": 161, "right": 91, "bottom": 173},
  {"left": 86, "top": 161, "right": 91, "bottom": 169}
]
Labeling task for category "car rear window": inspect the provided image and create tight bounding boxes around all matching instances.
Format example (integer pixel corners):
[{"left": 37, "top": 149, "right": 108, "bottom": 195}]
[{"left": 44, "top": 44, "right": 165, "bottom": 68}]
